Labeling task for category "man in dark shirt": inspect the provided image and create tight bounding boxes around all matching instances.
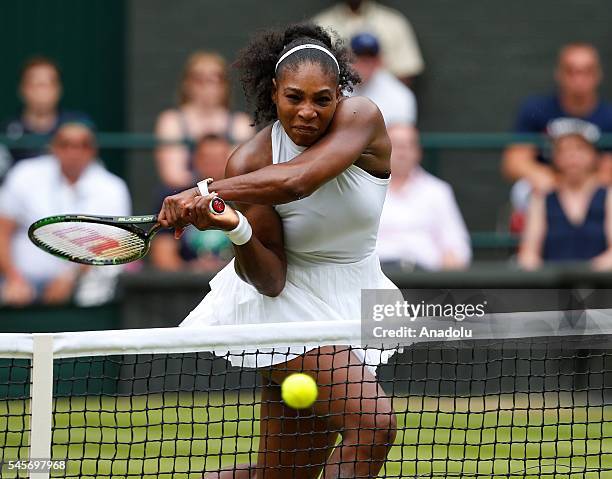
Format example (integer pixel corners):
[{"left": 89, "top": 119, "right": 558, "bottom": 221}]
[
  {"left": 1, "top": 57, "right": 93, "bottom": 164},
  {"left": 502, "top": 43, "right": 612, "bottom": 195}
]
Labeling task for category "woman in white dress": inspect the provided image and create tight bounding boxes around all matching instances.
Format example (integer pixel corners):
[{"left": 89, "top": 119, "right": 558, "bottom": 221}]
[{"left": 159, "top": 23, "right": 397, "bottom": 479}]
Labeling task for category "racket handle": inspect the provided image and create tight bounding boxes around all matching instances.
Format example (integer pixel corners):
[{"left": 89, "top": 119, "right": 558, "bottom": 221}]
[{"left": 209, "top": 197, "right": 226, "bottom": 215}]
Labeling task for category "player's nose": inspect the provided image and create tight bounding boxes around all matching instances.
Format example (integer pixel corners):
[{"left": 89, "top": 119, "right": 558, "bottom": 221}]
[{"left": 298, "top": 104, "right": 317, "bottom": 121}]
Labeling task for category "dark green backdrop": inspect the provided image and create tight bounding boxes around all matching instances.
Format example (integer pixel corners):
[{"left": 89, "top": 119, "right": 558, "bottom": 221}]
[{"left": 0, "top": 0, "right": 126, "bottom": 174}]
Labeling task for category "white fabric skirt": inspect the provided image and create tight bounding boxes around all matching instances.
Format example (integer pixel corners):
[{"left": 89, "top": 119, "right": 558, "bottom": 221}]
[{"left": 180, "top": 253, "right": 398, "bottom": 374}]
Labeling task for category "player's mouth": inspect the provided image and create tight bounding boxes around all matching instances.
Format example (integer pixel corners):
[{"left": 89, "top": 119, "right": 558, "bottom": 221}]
[{"left": 293, "top": 125, "right": 318, "bottom": 134}]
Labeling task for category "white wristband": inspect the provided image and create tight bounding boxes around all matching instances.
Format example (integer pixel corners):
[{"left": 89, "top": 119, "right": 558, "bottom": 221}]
[{"left": 225, "top": 210, "right": 252, "bottom": 245}]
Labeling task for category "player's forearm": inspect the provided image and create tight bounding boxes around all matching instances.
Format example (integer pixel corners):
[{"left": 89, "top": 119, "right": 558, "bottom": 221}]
[
  {"left": 210, "top": 163, "right": 307, "bottom": 205},
  {"left": 233, "top": 238, "right": 286, "bottom": 297}
]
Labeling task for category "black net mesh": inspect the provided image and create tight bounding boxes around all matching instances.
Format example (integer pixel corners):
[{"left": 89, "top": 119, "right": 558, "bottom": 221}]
[
  {"left": 0, "top": 339, "right": 611, "bottom": 478},
  {"left": 0, "top": 358, "right": 31, "bottom": 474}
]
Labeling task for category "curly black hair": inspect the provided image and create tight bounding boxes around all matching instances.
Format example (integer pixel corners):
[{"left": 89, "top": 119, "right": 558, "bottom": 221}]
[{"left": 235, "top": 23, "right": 360, "bottom": 126}]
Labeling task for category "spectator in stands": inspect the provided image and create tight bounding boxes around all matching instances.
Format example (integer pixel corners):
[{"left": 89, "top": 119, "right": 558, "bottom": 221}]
[
  {"left": 1, "top": 57, "right": 94, "bottom": 165},
  {"left": 0, "top": 122, "right": 131, "bottom": 306},
  {"left": 154, "top": 51, "right": 253, "bottom": 189},
  {"left": 349, "top": 32, "right": 416, "bottom": 125},
  {"left": 502, "top": 43, "right": 612, "bottom": 216},
  {"left": 519, "top": 119, "right": 612, "bottom": 270},
  {"left": 150, "top": 134, "right": 233, "bottom": 272},
  {"left": 376, "top": 124, "right": 471, "bottom": 270},
  {"left": 313, "top": 0, "right": 424, "bottom": 85}
]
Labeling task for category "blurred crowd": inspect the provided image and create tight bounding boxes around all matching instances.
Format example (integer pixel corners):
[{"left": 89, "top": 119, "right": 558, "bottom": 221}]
[{"left": 1, "top": 0, "right": 612, "bottom": 308}]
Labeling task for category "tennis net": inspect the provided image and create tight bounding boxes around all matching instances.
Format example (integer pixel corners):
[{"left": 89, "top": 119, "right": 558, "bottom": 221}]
[{"left": 0, "top": 320, "right": 611, "bottom": 478}]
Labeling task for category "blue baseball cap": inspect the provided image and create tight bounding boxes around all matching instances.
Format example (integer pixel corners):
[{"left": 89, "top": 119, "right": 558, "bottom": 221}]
[{"left": 350, "top": 32, "right": 380, "bottom": 57}]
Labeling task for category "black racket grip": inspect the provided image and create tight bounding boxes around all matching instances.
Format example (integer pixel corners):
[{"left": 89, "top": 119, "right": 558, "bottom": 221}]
[{"left": 209, "top": 197, "right": 226, "bottom": 215}]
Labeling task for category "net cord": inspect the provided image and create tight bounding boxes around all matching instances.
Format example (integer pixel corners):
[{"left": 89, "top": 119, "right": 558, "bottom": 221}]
[{"left": 1, "top": 308, "right": 612, "bottom": 359}]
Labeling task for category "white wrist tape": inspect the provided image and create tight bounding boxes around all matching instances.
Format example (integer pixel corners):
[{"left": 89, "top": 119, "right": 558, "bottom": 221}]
[
  {"left": 197, "top": 178, "right": 213, "bottom": 195},
  {"left": 225, "top": 210, "right": 252, "bottom": 245}
]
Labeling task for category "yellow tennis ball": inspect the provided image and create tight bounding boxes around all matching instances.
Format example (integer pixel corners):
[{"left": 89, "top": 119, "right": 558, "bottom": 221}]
[{"left": 281, "top": 373, "right": 318, "bottom": 409}]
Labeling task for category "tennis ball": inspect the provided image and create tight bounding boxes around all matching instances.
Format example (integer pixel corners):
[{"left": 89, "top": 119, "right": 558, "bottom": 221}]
[{"left": 281, "top": 373, "right": 318, "bottom": 409}]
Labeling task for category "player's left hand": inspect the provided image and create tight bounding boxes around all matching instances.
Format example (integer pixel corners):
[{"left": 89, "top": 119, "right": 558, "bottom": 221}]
[{"left": 184, "top": 194, "right": 240, "bottom": 231}]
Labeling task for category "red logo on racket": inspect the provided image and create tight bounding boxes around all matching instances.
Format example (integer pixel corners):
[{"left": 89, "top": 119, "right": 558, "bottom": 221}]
[
  {"left": 53, "top": 226, "right": 120, "bottom": 255},
  {"left": 210, "top": 198, "right": 226, "bottom": 214}
]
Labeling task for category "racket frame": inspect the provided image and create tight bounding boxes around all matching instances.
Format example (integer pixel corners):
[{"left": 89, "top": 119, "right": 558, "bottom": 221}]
[{"left": 28, "top": 214, "right": 161, "bottom": 266}]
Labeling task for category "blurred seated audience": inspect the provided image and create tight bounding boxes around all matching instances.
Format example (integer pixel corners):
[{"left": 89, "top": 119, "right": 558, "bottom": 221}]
[
  {"left": 0, "top": 122, "right": 131, "bottom": 307},
  {"left": 349, "top": 32, "right": 416, "bottom": 126},
  {"left": 376, "top": 124, "right": 471, "bottom": 270},
  {"left": 1, "top": 57, "right": 94, "bottom": 165},
  {"left": 150, "top": 134, "right": 233, "bottom": 272},
  {"left": 154, "top": 51, "right": 253, "bottom": 189},
  {"left": 502, "top": 43, "right": 612, "bottom": 225},
  {"left": 519, "top": 119, "right": 612, "bottom": 270},
  {"left": 313, "top": 0, "right": 424, "bottom": 85}
]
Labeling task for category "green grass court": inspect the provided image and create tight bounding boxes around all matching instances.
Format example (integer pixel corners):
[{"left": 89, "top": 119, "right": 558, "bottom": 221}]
[{"left": 1, "top": 393, "right": 611, "bottom": 478}]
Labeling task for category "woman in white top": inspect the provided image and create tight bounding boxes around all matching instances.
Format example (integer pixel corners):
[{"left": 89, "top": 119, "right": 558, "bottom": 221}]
[{"left": 159, "top": 23, "right": 397, "bottom": 479}]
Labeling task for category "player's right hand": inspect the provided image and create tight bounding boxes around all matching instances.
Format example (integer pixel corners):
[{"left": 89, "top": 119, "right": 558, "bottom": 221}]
[
  {"left": 184, "top": 194, "right": 240, "bottom": 232},
  {"left": 158, "top": 186, "right": 200, "bottom": 237}
]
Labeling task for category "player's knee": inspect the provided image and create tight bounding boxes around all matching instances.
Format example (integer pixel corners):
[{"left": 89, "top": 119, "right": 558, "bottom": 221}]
[
  {"left": 375, "top": 410, "right": 397, "bottom": 445},
  {"left": 360, "top": 399, "right": 397, "bottom": 446}
]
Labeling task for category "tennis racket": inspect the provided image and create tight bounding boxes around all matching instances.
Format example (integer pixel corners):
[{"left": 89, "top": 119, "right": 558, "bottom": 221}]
[{"left": 28, "top": 197, "right": 226, "bottom": 266}]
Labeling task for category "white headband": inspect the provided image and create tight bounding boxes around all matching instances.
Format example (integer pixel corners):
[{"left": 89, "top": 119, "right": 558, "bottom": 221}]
[{"left": 275, "top": 44, "right": 339, "bottom": 73}]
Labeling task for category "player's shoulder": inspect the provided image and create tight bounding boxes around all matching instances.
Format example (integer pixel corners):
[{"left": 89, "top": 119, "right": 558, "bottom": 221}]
[
  {"left": 225, "top": 124, "right": 273, "bottom": 176},
  {"left": 335, "top": 96, "right": 384, "bottom": 125}
]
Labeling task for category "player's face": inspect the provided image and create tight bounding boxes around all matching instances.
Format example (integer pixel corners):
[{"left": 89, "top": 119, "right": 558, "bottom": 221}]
[
  {"left": 51, "top": 125, "right": 97, "bottom": 182},
  {"left": 556, "top": 47, "right": 601, "bottom": 97},
  {"left": 20, "top": 64, "right": 61, "bottom": 111},
  {"left": 553, "top": 135, "right": 598, "bottom": 181},
  {"left": 273, "top": 62, "right": 340, "bottom": 146}
]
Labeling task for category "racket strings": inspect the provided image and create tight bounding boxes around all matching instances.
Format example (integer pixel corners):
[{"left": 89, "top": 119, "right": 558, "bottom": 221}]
[{"left": 32, "top": 222, "right": 147, "bottom": 264}]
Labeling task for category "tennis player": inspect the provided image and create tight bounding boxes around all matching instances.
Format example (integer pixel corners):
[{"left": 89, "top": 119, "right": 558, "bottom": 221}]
[{"left": 159, "top": 23, "right": 397, "bottom": 479}]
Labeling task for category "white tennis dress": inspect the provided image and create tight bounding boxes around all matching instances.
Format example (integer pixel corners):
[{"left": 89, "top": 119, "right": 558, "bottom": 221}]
[{"left": 181, "top": 121, "right": 398, "bottom": 372}]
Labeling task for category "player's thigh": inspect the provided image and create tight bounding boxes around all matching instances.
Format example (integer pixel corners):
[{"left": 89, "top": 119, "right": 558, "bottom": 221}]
[
  {"left": 268, "top": 346, "right": 395, "bottom": 434},
  {"left": 257, "top": 376, "right": 338, "bottom": 479}
]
